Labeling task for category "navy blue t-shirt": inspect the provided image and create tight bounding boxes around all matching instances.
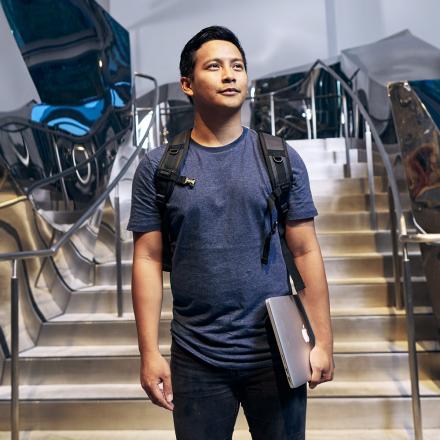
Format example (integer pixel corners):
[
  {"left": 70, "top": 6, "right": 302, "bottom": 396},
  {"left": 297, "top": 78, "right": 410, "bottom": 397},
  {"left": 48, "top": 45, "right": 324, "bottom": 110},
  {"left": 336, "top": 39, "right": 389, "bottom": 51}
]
[{"left": 127, "top": 127, "right": 318, "bottom": 369}]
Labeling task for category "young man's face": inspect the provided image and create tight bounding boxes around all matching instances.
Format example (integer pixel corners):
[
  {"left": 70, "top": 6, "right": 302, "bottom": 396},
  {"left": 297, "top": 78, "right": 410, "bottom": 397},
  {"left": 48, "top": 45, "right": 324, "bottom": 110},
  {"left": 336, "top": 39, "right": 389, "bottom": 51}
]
[{"left": 181, "top": 39, "right": 248, "bottom": 112}]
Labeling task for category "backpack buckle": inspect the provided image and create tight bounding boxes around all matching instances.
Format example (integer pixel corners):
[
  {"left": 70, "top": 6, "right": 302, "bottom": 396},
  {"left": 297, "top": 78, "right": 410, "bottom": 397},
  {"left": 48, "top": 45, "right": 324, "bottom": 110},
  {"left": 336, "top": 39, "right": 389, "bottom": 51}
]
[
  {"left": 169, "top": 146, "right": 182, "bottom": 155},
  {"left": 183, "top": 177, "right": 196, "bottom": 188},
  {"left": 272, "top": 156, "right": 283, "bottom": 163}
]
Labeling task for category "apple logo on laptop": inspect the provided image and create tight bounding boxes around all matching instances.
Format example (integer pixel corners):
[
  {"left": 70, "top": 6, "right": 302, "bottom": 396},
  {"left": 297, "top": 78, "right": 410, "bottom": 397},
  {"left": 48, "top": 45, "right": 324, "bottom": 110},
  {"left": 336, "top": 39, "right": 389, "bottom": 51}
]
[{"left": 302, "top": 325, "right": 310, "bottom": 343}]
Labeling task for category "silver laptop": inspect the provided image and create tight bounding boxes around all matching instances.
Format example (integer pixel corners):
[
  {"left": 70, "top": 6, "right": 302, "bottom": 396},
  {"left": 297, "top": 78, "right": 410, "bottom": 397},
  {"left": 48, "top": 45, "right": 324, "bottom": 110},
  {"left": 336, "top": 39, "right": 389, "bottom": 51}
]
[{"left": 265, "top": 294, "right": 315, "bottom": 388}]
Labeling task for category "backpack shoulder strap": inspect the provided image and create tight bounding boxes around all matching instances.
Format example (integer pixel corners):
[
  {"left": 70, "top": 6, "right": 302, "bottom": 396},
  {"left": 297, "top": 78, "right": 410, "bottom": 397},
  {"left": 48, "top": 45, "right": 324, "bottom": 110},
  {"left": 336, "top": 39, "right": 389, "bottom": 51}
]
[
  {"left": 154, "top": 128, "right": 194, "bottom": 272},
  {"left": 257, "top": 131, "right": 306, "bottom": 293},
  {"left": 155, "top": 129, "right": 194, "bottom": 210},
  {"left": 257, "top": 131, "right": 292, "bottom": 217}
]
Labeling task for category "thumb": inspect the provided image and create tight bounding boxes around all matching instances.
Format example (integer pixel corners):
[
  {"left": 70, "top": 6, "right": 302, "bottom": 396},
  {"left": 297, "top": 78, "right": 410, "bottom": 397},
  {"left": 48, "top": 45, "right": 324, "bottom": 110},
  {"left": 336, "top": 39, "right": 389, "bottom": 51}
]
[
  {"left": 162, "top": 374, "right": 173, "bottom": 403},
  {"left": 309, "top": 365, "right": 322, "bottom": 389}
]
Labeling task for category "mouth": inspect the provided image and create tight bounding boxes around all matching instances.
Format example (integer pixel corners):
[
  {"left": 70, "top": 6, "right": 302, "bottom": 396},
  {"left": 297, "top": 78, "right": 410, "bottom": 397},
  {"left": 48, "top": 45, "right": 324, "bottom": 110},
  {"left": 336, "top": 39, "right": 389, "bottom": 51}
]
[{"left": 219, "top": 88, "right": 240, "bottom": 95}]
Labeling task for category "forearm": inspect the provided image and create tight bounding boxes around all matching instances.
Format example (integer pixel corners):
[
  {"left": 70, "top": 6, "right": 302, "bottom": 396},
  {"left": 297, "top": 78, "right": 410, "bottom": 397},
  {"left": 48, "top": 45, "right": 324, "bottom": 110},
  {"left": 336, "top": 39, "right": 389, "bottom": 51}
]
[
  {"left": 293, "top": 248, "right": 333, "bottom": 351},
  {"left": 131, "top": 256, "right": 163, "bottom": 359}
]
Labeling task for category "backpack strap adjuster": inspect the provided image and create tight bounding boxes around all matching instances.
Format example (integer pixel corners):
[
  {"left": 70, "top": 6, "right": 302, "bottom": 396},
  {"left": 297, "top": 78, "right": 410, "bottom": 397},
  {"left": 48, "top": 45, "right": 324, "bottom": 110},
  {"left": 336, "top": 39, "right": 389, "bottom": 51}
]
[{"left": 169, "top": 146, "right": 181, "bottom": 155}]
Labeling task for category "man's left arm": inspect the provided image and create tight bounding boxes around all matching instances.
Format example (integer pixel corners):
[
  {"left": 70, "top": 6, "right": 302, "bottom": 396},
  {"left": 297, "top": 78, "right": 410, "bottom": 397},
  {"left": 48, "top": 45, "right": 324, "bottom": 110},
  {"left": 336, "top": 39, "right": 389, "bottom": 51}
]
[{"left": 285, "top": 217, "right": 335, "bottom": 389}]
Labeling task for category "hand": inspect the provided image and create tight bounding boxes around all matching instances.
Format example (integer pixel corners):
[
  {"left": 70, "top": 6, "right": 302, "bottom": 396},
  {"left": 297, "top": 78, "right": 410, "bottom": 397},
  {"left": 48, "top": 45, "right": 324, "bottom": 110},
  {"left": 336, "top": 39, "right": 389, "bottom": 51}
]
[
  {"left": 308, "top": 345, "right": 335, "bottom": 389},
  {"left": 140, "top": 351, "right": 174, "bottom": 411}
]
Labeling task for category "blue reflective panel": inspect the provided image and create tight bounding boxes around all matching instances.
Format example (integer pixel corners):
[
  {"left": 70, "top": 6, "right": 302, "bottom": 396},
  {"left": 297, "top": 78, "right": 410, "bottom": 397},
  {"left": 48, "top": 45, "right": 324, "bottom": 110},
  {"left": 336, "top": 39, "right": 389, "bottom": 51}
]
[
  {"left": 0, "top": 0, "right": 133, "bottom": 228},
  {"left": 1, "top": 0, "right": 131, "bottom": 116},
  {"left": 410, "top": 80, "right": 440, "bottom": 130}
]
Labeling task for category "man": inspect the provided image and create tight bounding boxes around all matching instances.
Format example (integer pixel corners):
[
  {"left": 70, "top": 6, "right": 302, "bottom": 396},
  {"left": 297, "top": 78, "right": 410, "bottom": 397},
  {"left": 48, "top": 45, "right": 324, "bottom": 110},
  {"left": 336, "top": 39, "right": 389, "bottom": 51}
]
[{"left": 127, "top": 25, "right": 334, "bottom": 440}]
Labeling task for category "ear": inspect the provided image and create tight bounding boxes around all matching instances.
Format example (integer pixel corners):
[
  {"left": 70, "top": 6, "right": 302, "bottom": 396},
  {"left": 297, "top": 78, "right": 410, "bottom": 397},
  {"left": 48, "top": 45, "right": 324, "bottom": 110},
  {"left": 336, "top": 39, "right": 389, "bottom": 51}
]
[{"left": 180, "top": 76, "right": 194, "bottom": 99}]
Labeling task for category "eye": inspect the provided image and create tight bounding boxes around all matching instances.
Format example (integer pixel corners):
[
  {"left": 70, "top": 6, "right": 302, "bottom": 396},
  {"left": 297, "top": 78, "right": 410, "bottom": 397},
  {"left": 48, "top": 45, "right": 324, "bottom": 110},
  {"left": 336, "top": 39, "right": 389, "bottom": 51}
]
[
  {"left": 233, "top": 63, "right": 244, "bottom": 70},
  {"left": 207, "top": 62, "right": 220, "bottom": 69}
]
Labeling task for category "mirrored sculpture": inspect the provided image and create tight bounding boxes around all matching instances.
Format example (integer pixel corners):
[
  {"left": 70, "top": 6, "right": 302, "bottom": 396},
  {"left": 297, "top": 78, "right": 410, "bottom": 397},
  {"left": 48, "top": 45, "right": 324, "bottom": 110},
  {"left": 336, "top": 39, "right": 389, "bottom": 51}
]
[
  {"left": 0, "top": 0, "right": 132, "bottom": 231},
  {"left": 388, "top": 79, "right": 440, "bottom": 329}
]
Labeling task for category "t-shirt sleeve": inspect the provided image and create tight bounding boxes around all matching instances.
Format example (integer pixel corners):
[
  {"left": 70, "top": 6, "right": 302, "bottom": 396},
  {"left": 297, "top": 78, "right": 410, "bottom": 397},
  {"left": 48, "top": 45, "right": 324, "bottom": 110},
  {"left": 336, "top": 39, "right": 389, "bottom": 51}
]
[
  {"left": 126, "top": 154, "right": 162, "bottom": 233},
  {"left": 286, "top": 145, "right": 318, "bottom": 221}
]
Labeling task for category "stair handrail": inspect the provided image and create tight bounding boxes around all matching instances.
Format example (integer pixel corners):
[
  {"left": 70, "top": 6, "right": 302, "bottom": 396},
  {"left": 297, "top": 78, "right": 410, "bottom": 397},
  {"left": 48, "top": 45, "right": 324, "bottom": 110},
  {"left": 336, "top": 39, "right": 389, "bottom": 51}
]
[
  {"left": 303, "top": 60, "right": 426, "bottom": 440},
  {"left": 0, "top": 72, "right": 157, "bottom": 262},
  {"left": 0, "top": 120, "right": 129, "bottom": 199},
  {"left": 1, "top": 71, "right": 158, "bottom": 440}
]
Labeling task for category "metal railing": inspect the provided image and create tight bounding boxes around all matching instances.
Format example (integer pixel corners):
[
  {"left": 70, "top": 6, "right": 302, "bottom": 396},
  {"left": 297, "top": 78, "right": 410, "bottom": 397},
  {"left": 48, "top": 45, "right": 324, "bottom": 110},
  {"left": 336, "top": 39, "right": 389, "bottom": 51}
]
[
  {"left": 1, "top": 58, "right": 434, "bottom": 439},
  {"left": 227, "top": 59, "right": 434, "bottom": 439},
  {"left": 309, "top": 60, "right": 431, "bottom": 439},
  {"left": 0, "top": 71, "right": 158, "bottom": 440}
]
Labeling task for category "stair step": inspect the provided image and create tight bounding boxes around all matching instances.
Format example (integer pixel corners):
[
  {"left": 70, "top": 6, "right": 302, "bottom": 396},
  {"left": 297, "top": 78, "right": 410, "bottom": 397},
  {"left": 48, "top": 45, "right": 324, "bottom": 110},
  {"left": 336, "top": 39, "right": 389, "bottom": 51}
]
[
  {"left": 0, "top": 429, "right": 438, "bottom": 440},
  {"left": 52, "top": 306, "right": 432, "bottom": 322},
  {"left": 307, "top": 162, "right": 383, "bottom": 179},
  {"left": 66, "top": 276, "right": 431, "bottom": 315},
  {"left": 317, "top": 230, "right": 419, "bottom": 254},
  {"left": 0, "top": 394, "right": 439, "bottom": 430},
  {"left": 94, "top": 252, "right": 424, "bottom": 285},
  {"left": 14, "top": 339, "right": 440, "bottom": 359},
  {"left": 287, "top": 137, "right": 347, "bottom": 151},
  {"left": 310, "top": 176, "right": 386, "bottom": 195},
  {"left": 315, "top": 210, "right": 412, "bottom": 231},
  {"left": 313, "top": 193, "right": 409, "bottom": 212},
  {"left": 36, "top": 312, "right": 437, "bottom": 346},
  {"left": 3, "top": 348, "right": 438, "bottom": 385},
  {"left": 1, "top": 378, "right": 439, "bottom": 401}
]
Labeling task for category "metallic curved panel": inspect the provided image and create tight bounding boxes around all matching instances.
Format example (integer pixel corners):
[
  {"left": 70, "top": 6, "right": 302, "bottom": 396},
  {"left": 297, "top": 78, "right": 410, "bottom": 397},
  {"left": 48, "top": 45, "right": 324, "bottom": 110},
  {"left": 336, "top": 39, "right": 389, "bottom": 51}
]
[
  {"left": 388, "top": 80, "right": 440, "bottom": 329},
  {"left": 388, "top": 81, "right": 440, "bottom": 214},
  {"left": 342, "top": 30, "right": 440, "bottom": 142},
  {"left": 0, "top": 0, "right": 132, "bottom": 232}
]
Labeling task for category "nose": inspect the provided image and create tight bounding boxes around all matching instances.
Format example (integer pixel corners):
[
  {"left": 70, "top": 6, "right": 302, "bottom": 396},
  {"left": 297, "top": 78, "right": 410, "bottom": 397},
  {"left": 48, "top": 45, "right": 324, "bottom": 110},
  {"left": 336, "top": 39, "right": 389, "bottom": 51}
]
[{"left": 222, "top": 65, "right": 236, "bottom": 83}]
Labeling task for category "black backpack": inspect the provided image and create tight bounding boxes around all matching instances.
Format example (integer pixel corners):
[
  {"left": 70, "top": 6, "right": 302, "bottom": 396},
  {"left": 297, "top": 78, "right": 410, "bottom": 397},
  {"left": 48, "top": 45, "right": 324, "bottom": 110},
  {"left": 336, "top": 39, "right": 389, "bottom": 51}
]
[{"left": 154, "top": 129, "right": 306, "bottom": 293}]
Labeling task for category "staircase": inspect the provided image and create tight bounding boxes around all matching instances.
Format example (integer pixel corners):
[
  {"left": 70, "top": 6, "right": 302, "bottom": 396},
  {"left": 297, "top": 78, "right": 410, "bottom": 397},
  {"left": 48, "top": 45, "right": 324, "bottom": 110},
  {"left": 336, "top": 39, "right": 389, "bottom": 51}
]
[{"left": 0, "top": 137, "right": 439, "bottom": 439}]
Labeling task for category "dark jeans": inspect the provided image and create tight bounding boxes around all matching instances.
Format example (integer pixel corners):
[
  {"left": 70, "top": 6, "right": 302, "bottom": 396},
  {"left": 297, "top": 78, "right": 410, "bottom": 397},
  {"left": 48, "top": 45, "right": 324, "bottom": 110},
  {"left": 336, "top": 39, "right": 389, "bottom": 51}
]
[{"left": 170, "top": 339, "right": 307, "bottom": 440}]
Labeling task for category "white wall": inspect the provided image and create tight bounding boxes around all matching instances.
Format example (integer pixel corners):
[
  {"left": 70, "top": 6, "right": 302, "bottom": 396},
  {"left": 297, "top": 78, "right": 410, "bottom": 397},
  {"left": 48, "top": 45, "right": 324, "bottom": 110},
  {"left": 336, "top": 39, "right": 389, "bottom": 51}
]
[
  {"left": 110, "top": 0, "right": 329, "bottom": 93},
  {"left": 109, "top": 0, "right": 440, "bottom": 89},
  {"left": 334, "top": 0, "right": 440, "bottom": 52},
  {"left": 379, "top": 0, "right": 440, "bottom": 49}
]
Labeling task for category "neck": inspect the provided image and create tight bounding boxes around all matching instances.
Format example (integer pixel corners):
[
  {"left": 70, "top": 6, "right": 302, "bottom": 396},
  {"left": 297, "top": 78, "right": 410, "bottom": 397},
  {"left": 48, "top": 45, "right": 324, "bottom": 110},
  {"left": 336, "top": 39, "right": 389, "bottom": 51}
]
[{"left": 191, "top": 107, "right": 243, "bottom": 147}]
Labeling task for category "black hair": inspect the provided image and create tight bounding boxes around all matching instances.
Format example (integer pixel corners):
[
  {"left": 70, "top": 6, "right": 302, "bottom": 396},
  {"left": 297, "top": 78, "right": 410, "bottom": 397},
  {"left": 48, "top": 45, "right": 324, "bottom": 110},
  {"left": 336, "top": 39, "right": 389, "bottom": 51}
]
[{"left": 179, "top": 25, "right": 247, "bottom": 79}]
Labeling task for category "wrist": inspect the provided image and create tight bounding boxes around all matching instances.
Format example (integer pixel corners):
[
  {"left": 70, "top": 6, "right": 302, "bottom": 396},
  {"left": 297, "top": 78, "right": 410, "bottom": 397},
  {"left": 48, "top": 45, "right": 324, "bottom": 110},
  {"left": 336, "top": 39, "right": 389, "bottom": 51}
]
[
  {"left": 315, "top": 339, "right": 333, "bottom": 352},
  {"left": 140, "top": 347, "right": 161, "bottom": 360}
]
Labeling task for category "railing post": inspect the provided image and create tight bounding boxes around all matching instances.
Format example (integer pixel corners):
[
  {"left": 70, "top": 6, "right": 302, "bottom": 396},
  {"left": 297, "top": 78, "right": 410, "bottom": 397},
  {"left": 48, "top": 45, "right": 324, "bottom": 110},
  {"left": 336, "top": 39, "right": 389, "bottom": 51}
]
[
  {"left": 401, "top": 242, "right": 423, "bottom": 440},
  {"left": 309, "top": 74, "right": 317, "bottom": 139},
  {"left": 342, "top": 93, "right": 351, "bottom": 178},
  {"left": 388, "top": 186, "right": 403, "bottom": 309},
  {"left": 155, "top": 102, "right": 161, "bottom": 147},
  {"left": 364, "top": 122, "right": 377, "bottom": 230},
  {"left": 270, "top": 92, "right": 276, "bottom": 136},
  {"left": 114, "top": 183, "right": 123, "bottom": 317},
  {"left": 11, "top": 259, "right": 19, "bottom": 440},
  {"left": 302, "top": 100, "right": 312, "bottom": 140}
]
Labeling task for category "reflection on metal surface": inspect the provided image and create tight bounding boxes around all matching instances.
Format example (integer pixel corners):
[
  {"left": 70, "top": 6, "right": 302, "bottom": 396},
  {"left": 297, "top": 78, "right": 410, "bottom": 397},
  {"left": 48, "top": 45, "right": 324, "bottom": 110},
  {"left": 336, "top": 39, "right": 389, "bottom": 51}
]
[
  {"left": 389, "top": 80, "right": 440, "bottom": 329},
  {"left": 250, "top": 63, "right": 350, "bottom": 139},
  {"left": 0, "top": 195, "right": 27, "bottom": 210},
  {"left": 136, "top": 82, "right": 193, "bottom": 148},
  {"left": 0, "top": 0, "right": 132, "bottom": 235},
  {"left": 388, "top": 81, "right": 440, "bottom": 211}
]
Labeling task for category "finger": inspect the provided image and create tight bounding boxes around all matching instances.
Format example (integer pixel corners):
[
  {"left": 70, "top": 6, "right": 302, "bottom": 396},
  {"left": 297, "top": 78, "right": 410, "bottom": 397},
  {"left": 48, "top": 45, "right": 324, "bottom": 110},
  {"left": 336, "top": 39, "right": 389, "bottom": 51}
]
[
  {"left": 311, "top": 366, "right": 322, "bottom": 383},
  {"left": 148, "top": 382, "right": 174, "bottom": 411},
  {"left": 162, "top": 374, "right": 174, "bottom": 404}
]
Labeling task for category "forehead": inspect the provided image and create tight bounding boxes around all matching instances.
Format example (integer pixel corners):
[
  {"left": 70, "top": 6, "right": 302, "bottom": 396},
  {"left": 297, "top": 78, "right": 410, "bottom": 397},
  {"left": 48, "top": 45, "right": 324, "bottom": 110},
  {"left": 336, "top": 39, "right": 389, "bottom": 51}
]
[{"left": 194, "top": 39, "right": 243, "bottom": 64}]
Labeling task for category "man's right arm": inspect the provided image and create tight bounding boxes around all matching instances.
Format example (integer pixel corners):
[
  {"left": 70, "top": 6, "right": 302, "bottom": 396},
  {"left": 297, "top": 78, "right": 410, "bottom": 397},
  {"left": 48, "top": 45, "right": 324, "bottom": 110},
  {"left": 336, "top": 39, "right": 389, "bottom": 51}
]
[{"left": 132, "top": 230, "right": 174, "bottom": 411}]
